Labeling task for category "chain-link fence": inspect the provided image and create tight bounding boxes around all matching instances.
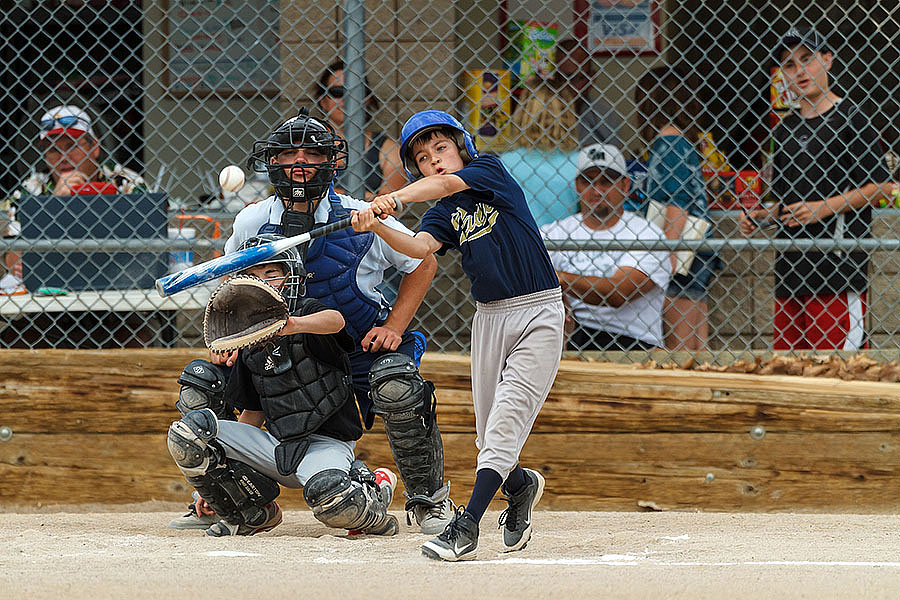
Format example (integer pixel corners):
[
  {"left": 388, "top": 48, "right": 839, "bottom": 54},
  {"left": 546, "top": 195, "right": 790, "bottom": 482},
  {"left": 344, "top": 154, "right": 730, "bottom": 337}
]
[{"left": 0, "top": 1, "right": 898, "bottom": 360}]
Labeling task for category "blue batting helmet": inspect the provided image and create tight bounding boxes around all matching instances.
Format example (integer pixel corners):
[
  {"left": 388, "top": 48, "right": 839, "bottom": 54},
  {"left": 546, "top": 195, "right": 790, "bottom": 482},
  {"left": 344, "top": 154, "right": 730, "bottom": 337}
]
[{"left": 398, "top": 110, "right": 478, "bottom": 180}]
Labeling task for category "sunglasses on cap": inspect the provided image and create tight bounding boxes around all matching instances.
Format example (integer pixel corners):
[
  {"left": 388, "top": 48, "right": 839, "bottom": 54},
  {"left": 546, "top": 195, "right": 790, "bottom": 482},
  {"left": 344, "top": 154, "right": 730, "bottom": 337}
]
[{"left": 325, "top": 86, "right": 345, "bottom": 99}]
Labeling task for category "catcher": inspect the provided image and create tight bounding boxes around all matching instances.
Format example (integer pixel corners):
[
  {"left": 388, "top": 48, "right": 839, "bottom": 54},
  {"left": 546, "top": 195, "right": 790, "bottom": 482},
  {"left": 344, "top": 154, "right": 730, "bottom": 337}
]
[{"left": 166, "top": 235, "right": 399, "bottom": 536}]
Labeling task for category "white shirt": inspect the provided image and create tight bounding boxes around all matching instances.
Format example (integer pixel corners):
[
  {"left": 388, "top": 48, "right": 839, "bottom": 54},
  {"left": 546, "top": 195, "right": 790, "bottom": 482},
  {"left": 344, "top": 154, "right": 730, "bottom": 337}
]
[
  {"left": 225, "top": 192, "right": 422, "bottom": 305},
  {"left": 541, "top": 211, "right": 671, "bottom": 347}
]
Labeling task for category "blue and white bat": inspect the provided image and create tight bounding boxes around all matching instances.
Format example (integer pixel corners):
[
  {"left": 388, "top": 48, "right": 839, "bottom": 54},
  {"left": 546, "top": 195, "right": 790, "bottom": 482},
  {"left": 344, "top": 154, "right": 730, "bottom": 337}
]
[{"left": 155, "top": 197, "right": 401, "bottom": 297}]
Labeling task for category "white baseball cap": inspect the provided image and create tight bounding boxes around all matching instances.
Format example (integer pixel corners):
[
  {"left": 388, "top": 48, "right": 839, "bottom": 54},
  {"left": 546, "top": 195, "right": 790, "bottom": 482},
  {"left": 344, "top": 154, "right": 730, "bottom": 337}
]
[
  {"left": 39, "top": 105, "right": 95, "bottom": 140},
  {"left": 576, "top": 143, "right": 628, "bottom": 179}
]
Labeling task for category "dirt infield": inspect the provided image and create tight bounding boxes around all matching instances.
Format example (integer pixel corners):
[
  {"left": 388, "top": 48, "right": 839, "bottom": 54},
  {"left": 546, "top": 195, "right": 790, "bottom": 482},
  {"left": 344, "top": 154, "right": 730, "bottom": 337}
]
[{"left": 2, "top": 504, "right": 899, "bottom": 599}]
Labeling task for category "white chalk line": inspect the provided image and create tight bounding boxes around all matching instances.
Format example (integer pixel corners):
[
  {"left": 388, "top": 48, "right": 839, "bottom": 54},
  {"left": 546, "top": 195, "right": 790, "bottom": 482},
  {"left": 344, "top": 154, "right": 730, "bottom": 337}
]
[{"left": 466, "top": 557, "right": 900, "bottom": 567}]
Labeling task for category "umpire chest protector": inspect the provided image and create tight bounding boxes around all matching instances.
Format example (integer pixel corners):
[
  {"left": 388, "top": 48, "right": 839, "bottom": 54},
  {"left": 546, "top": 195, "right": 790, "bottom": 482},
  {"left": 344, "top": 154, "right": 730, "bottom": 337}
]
[
  {"left": 304, "top": 194, "right": 384, "bottom": 343},
  {"left": 243, "top": 335, "right": 352, "bottom": 474}
]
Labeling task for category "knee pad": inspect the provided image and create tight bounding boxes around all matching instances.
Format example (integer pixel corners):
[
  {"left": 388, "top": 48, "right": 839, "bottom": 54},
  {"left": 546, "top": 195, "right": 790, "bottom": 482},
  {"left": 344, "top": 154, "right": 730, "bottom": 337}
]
[
  {"left": 369, "top": 353, "right": 444, "bottom": 497},
  {"left": 369, "top": 353, "right": 432, "bottom": 422},
  {"left": 176, "top": 360, "right": 227, "bottom": 417},
  {"left": 167, "top": 408, "right": 220, "bottom": 477},
  {"left": 303, "top": 469, "right": 390, "bottom": 532}
]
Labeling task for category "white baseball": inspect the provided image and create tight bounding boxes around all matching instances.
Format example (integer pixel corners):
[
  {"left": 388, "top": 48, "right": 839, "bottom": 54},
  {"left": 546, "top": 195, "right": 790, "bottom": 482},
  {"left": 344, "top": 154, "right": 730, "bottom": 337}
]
[{"left": 219, "top": 165, "right": 245, "bottom": 192}]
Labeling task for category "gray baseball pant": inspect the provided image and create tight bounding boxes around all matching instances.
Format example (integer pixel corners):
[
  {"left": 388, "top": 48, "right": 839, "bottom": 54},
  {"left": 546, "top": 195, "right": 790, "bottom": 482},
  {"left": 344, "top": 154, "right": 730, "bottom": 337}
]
[
  {"left": 215, "top": 419, "right": 355, "bottom": 487},
  {"left": 470, "top": 287, "right": 564, "bottom": 480}
]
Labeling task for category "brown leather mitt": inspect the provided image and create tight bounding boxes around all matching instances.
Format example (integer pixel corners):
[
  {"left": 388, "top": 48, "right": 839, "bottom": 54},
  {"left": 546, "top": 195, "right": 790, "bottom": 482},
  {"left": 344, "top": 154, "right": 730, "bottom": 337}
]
[{"left": 203, "top": 275, "right": 290, "bottom": 352}]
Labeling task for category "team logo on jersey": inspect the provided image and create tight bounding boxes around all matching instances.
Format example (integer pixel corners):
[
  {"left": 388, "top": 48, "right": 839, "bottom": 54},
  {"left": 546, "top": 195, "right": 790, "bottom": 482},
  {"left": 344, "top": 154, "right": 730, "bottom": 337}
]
[
  {"left": 264, "top": 355, "right": 276, "bottom": 371},
  {"left": 450, "top": 203, "right": 499, "bottom": 245}
]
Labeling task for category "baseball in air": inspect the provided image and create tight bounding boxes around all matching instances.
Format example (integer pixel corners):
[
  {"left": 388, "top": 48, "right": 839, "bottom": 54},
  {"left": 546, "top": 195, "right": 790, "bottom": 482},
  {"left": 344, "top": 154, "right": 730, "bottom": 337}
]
[{"left": 219, "top": 165, "right": 245, "bottom": 192}]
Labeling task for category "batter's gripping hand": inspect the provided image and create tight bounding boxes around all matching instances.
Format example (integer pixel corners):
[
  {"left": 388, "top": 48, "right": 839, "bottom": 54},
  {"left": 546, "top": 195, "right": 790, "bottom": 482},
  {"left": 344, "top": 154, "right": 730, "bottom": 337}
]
[
  {"left": 370, "top": 194, "right": 401, "bottom": 217},
  {"left": 203, "top": 275, "right": 290, "bottom": 352}
]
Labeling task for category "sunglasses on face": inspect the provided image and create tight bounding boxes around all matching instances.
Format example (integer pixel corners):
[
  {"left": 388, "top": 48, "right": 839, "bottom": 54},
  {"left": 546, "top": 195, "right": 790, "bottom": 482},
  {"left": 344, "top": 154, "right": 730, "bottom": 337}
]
[
  {"left": 325, "top": 86, "right": 345, "bottom": 99},
  {"left": 40, "top": 115, "right": 83, "bottom": 132}
]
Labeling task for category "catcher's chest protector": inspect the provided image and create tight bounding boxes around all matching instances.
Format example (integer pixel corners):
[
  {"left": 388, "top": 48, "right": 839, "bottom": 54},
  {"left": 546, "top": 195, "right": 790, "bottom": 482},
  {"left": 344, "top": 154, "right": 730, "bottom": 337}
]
[
  {"left": 243, "top": 337, "right": 352, "bottom": 442},
  {"left": 305, "top": 212, "right": 381, "bottom": 343}
]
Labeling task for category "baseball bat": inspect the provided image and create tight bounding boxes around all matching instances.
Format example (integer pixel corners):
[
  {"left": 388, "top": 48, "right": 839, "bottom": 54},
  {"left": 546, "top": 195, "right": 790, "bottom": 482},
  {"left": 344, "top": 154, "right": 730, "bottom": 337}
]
[{"left": 155, "top": 198, "right": 400, "bottom": 297}]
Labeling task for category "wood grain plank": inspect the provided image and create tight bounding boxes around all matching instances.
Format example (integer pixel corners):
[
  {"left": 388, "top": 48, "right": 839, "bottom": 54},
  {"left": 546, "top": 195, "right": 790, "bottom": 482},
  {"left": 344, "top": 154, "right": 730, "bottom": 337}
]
[{"left": 4, "top": 432, "right": 899, "bottom": 512}]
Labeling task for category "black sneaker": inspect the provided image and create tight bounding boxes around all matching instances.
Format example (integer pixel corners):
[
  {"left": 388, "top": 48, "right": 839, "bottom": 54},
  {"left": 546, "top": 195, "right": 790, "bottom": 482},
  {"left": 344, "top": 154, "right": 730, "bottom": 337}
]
[
  {"left": 421, "top": 506, "right": 479, "bottom": 562},
  {"left": 499, "top": 468, "right": 545, "bottom": 552},
  {"left": 205, "top": 501, "right": 282, "bottom": 537}
]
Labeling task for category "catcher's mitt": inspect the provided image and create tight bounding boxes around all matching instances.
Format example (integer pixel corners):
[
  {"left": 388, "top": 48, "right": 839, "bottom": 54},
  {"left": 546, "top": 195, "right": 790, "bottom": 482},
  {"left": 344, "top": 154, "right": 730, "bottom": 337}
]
[{"left": 203, "top": 275, "right": 290, "bottom": 352}]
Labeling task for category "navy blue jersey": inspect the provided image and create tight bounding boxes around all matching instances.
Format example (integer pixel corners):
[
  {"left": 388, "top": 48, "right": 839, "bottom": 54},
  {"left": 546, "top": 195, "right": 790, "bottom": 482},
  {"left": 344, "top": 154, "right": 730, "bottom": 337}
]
[{"left": 419, "top": 154, "right": 559, "bottom": 302}]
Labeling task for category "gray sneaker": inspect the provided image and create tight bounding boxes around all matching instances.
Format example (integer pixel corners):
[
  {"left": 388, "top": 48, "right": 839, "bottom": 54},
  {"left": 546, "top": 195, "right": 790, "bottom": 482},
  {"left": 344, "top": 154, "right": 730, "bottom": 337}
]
[
  {"left": 405, "top": 482, "right": 455, "bottom": 534},
  {"left": 167, "top": 498, "right": 220, "bottom": 530},
  {"left": 421, "top": 506, "right": 479, "bottom": 562},
  {"left": 499, "top": 468, "right": 545, "bottom": 552}
]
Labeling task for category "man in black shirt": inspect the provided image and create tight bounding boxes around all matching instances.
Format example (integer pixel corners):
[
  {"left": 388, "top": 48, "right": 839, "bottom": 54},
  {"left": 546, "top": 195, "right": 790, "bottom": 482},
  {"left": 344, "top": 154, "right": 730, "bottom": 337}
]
[{"left": 741, "top": 26, "right": 891, "bottom": 350}]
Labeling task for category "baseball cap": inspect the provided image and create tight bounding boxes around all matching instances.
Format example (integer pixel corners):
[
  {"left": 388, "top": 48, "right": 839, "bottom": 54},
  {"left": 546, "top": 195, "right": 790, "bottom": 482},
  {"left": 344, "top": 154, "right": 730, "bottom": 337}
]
[
  {"left": 772, "top": 27, "right": 830, "bottom": 64},
  {"left": 39, "top": 105, "right": 94, "bottom": 140},
  {"left": 576, "top": 143, "right": 628, "bottom": 179}
]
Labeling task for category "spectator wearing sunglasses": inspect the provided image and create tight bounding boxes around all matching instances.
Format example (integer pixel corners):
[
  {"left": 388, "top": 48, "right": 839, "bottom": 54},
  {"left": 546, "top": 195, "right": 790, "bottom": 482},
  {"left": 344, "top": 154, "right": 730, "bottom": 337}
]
[
  {"left": 315, "top": 61, "right": 406, "bottom": 201},
  {"left": 1, "top": 104, "right": 145, "bottom": 295}
]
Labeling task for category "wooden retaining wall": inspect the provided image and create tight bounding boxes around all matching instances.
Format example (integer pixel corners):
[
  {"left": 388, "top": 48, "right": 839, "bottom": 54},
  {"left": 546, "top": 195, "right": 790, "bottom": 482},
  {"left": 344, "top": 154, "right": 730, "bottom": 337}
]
[{"left": 2, "top": 349, "right": 900, "bottom": 512}]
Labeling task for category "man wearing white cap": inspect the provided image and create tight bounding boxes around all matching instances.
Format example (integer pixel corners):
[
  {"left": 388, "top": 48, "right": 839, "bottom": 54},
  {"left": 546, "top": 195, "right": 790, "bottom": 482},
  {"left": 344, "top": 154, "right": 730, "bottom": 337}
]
[
  {"left": 540, "top": 143, "right": 671, "bottom": 351},
  {"left": 1, "top": 104, "right": 145, "bottom": 294}
]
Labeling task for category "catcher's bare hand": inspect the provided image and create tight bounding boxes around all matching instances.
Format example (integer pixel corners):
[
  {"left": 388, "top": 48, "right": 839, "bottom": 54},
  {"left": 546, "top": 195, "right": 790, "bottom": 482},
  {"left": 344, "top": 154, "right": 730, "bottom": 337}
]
[
  {"left": 362, "top": 324, "right": 402, "bottom": 352},
  {"left": 210, "top": 349, "right": 239, "bottom": 367},
  {"left": 194, "top": 494, "right": 215, "bottom": 516}
]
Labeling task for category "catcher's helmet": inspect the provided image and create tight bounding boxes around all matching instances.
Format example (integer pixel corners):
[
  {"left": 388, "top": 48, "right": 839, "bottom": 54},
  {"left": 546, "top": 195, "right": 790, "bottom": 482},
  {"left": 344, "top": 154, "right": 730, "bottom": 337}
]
[
  {"left": 237, "top": 234, "right": 307, "bottom": 312},
  {"left": 398, "top": 110, "right": 478, "bottom": 180},
  {"left": 247, "top": 108, "right": 348, "bottom": 206}
]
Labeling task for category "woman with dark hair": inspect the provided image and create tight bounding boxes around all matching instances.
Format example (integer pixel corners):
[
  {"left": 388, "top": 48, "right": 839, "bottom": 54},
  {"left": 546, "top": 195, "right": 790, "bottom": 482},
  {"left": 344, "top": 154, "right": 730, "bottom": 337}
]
[
  {"left": 635, "top": 66, "right": 719, "bottom": 351},
  {"left": 316, "top": 60, "right": 406, "bottom": 200}
]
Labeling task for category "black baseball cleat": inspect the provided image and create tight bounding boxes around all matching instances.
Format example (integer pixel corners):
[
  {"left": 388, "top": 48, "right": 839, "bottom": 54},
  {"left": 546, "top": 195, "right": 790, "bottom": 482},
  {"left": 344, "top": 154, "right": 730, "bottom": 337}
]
[
  {"left": 421, "top": 506, "right": 479, "bottom": 562},
  {"left": 205, "top": 501, "right": 283, "bottom": 537},
  {"left": 498, "top": 468, "right": 545, "bottom": 552}
]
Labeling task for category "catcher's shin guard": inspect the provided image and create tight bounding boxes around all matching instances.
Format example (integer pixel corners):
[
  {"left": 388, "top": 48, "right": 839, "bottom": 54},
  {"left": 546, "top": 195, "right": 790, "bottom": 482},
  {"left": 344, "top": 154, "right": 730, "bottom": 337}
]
[
  {"left": 369, "top": 353, "right": 444, "bottom": 497},
  {"left": 304, "top": 469, "right": 397, "bottom": 535},
  {"left": 167, "top": 409, "right": 281, "bottom": 528}
]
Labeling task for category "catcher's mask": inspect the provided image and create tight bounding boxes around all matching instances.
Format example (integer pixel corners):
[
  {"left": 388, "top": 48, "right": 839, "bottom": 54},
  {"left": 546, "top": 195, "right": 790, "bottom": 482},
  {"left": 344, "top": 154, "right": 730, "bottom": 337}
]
[
  {"left": 247, "top": 107, "right": 347, "bottom": 213},
  {"left": 237, "top": 234, "right": 306, "bottom": 312}
]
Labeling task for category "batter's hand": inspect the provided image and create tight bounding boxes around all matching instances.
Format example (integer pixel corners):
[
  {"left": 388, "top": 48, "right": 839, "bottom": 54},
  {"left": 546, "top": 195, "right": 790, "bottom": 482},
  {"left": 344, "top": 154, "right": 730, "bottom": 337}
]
[
  {"left": 370, "top": 194, "right": 398, "bottom": 217},
  {"left": 54, "top": 171, "right": 89, "bottom": 196},
  {"left": 361, "top": 324, "right": 402, "bottom": 353},
  {"left": 782, "top": 200, "right": 834, "bottom": 227},
  {"left": 351, "top": 208, "right": 380, "bottom": 233},
  {"left": 210, "top": 348, "right": 239, "bottom": 367}
]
